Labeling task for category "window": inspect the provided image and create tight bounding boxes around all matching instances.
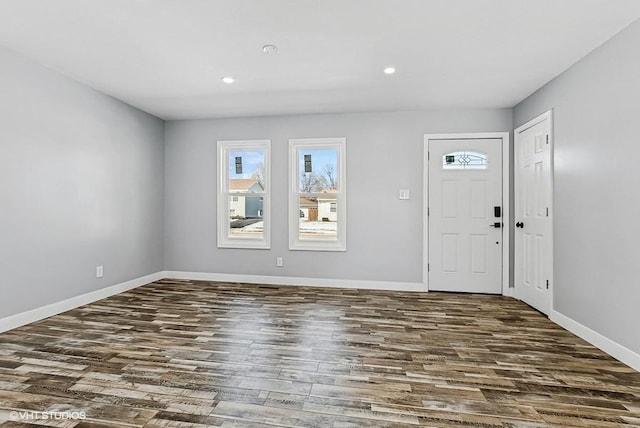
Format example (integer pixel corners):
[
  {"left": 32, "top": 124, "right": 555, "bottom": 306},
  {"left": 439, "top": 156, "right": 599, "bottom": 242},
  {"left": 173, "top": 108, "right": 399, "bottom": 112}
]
[
  {"left": 289, "top": 137, "right": 346, "bottom": 251},
  {"left": 217, "top": 140, "right": 270, "bottom": 249},
  {"left": 442, "top": 151, "right": 487, "bottom": 170}
]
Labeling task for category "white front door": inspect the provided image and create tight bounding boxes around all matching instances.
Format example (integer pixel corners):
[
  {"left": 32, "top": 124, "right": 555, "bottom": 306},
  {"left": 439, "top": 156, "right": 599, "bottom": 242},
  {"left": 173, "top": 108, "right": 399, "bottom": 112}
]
[
  {"left": 515, "top": 111, "right": 553, "bottom": 315},
  {"left": 428, "top": 138, "right": 503, "bottom": 293}
]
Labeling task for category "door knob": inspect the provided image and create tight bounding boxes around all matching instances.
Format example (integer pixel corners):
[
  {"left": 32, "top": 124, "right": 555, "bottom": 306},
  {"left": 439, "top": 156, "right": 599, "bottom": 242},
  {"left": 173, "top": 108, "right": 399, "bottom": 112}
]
[
  {"left": 489, "top": 222, "right": 502, "bottom": 228},
  {"left": 516, "top": 222, "right": 524, "bottom": 228}
]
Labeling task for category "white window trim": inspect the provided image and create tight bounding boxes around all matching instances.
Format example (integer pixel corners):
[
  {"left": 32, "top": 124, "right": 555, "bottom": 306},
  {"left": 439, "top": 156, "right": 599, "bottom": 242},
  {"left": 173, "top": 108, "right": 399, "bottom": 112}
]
[
  {"left": 289, "top": 137, "right": 346, "bottom": 251},
  {"left": 217, "top": 139, "right": 271, "bottom": 249}
]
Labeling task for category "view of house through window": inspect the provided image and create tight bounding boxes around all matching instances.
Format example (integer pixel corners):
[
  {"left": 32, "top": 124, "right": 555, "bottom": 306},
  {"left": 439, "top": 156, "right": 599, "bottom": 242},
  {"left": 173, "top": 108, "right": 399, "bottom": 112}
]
[
  {"left": 298, "top": 149, "right": 339, "bottom": 240},
  {"left": 218, "top": 141, "right": 270, "bottom": 248},
  {"left": 228, "top": 151, "right": 265, "bottom": 239},
  {"left": 290, "top": 138, "right": 346, "bottom": 251}
]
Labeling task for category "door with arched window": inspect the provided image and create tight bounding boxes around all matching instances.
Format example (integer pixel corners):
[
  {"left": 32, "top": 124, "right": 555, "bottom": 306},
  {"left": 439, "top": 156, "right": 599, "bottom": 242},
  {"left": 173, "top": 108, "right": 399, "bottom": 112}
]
[{"left": 427, "top": 137, "right": 504, "bottom": 293}]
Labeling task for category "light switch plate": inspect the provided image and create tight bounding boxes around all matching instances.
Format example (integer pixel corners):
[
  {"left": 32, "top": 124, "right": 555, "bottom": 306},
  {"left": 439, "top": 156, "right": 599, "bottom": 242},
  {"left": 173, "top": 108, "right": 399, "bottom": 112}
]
[{"left": 399, "top": 189, "right": 410, "bottom": 200}]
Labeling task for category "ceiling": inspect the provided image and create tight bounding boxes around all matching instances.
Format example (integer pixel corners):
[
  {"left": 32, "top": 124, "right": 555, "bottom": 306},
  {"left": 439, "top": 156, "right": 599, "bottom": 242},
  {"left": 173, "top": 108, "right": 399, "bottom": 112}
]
[{"left": 1, "top": 0, "right": 639, "bottom": 120}]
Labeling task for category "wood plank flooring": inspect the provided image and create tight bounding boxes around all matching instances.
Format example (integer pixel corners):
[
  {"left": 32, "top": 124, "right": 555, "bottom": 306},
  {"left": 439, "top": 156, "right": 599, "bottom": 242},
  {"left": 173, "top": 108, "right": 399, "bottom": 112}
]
[{"left": 0, "top": 279, "right": 639, "bottom": 427}]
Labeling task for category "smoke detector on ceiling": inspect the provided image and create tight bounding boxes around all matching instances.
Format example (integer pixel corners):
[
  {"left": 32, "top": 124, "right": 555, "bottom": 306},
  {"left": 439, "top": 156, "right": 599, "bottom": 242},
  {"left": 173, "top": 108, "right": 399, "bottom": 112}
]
[{"left": 262, "top": 44, "right": 279, "bottom": 55}]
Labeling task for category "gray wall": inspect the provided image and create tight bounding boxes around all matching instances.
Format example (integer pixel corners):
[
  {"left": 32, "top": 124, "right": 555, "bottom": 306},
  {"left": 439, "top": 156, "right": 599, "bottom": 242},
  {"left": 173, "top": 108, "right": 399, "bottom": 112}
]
[
  {"left": 514, "top": 20, "right": 640, "bottom": 354},
  {"left": 164, "top": 109, "right": 512, "bottom": 285},
  {"left": 0, "top": 46, "right": 165, "bottom": 319}
]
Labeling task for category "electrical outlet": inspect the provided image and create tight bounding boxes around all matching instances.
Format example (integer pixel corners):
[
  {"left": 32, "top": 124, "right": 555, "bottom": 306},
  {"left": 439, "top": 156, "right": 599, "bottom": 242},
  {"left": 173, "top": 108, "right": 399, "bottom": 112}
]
[
  {"left": 276, "top": 257, "right": 284, "bottom": 267},
  {"left": 96, "top": 266, "right": 104, "bottom": 278},
  {"left": 399, "top": 189, "right": 410, "bottom": 200}
]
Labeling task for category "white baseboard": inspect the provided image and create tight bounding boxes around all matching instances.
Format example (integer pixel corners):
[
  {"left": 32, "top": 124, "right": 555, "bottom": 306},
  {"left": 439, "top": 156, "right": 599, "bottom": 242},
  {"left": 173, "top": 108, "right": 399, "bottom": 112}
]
[
  {"left": 163, "top": 271, "right": 426, "bottom": 292},
  {"left": 550, "top": 309, "right": 640, "bottom": 372},
  {"left": 0, "top": 271, "right": 165, "bottom": 334}
]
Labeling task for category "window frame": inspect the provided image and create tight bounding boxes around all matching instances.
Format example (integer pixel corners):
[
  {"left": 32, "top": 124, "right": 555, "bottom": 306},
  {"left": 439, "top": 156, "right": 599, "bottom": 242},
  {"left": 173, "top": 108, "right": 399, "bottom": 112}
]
[
  {"left": 217, "top": 139, "right": 271, "bottom": 249},
  {"left": 288, "top": 137, "right": 347, "bottom": 251}
]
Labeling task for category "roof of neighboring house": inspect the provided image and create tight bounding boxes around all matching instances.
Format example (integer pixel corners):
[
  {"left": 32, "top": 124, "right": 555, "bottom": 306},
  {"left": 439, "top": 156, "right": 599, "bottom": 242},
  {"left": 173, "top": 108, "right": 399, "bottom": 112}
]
[
  {"left": 229, "top": 178, "right": 262, "bottom": 191},
  {"left": 299, "top": 198, "right": 317, "bottom": 208},
  {"left": 318, "top": 188, "right": 337, "bottom": 201}
]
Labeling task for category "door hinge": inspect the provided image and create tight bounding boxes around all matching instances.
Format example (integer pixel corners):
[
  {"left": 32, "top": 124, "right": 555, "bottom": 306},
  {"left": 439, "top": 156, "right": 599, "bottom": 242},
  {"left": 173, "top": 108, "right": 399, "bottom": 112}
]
[
  {"left": 428, "top": 263, "right": 430, "bottom": 272},
  {"left": 427, "top": 207, "right": 430, "bottom": 216},
  {"left": 546, "top": 135, "right": 549, "bottom": 144},
  {"left": 428, "top": 151, "right": 430, "bottom": 160},
  {"left": 546, "top": 207, "right": 549, "bottom": 217},
  {"left": 546, "top": 279, "right": 549, "bottom": 289}
]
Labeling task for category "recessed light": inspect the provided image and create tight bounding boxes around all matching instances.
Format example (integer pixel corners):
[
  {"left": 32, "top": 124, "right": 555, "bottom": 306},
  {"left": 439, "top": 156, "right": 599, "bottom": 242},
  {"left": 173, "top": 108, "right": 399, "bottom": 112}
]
[
  {"left": 384, "top": 67, "right": 396, "bottom": 75},
  {"left": 262, "top": 44, "right": 279, "bottom": 55},
  {"left": 221, "top": 76, "right": 235, "bottom": 84}
]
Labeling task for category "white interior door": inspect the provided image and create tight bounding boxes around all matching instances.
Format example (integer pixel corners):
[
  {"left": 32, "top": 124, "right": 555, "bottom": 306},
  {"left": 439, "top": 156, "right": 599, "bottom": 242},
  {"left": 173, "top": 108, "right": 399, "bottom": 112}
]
[
  {"left": 515, "top": 112, "right": 553, "bottom": 314},
  {"left": 428, "top": 138, "right": 503, "bottom": 293}
]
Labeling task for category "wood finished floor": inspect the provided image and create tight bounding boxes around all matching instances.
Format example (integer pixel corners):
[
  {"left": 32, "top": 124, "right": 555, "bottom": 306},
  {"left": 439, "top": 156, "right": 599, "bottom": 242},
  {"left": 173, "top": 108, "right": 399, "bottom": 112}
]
[{"left": 0, "top": 280, "right": 639, "bottom": 427}]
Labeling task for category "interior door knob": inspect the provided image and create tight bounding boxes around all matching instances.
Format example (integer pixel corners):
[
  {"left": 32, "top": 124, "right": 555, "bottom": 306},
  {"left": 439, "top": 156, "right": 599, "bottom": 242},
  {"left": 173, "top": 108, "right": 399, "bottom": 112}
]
[{"left": 516, "top": 222, "right": 524, "bottom": 228}]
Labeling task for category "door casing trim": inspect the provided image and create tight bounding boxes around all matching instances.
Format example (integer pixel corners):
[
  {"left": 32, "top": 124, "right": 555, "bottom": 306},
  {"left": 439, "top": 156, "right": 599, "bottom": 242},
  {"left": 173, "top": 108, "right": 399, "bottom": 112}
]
[{"left": 423, "top": 132, "right": 511, "bottom": 294}]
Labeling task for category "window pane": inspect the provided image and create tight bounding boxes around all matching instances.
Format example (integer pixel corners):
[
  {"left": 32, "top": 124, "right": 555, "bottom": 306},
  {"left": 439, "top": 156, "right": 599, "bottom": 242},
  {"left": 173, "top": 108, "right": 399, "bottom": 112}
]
[
  {"left": 299, "top": 195, "right": 338, "bottom": 241},
  {"left": 229, "top": 196, "right": 264, "bottom": 239},
  {"left": 442, "top": 151, "right": 487, "bottom": 170},
  {"left": 229, "top": 150, "right": 265, "bottom": 192},
  {"left": 298, "top": 149, "right": 338, "bottom": 192}
]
